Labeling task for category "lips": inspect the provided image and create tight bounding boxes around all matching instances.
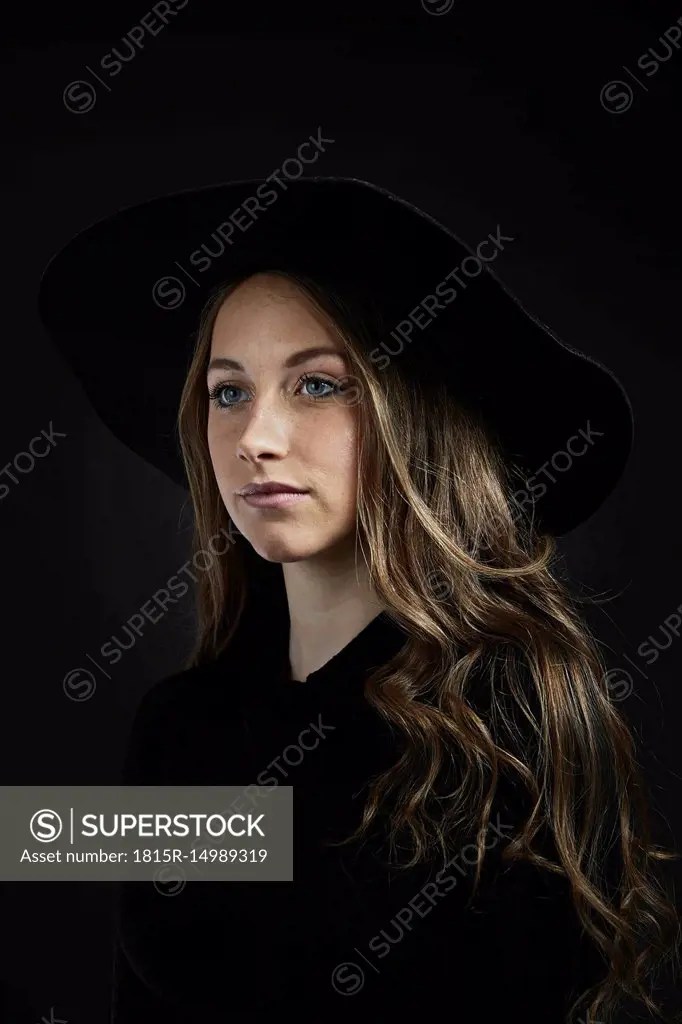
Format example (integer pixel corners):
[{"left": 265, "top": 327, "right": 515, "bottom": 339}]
[
  {"left": 239, "top": 489, "right": 310, "bottom": 509},
  {"left": 238, "top": 481, "right": 307, "bottom": 496}
]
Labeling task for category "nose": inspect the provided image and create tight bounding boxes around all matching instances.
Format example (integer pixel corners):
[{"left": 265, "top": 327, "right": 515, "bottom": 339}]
[{"left": 235, "top": 397, "right": 291, "bottom": 463}]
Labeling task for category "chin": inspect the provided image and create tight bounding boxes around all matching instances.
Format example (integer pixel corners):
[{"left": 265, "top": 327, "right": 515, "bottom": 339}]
[
  {"left": 242, "top": 526, "right": 351, "bottom": 565},
  {"left": 248, "top": 539, "right": 327, "bottom": 564}
]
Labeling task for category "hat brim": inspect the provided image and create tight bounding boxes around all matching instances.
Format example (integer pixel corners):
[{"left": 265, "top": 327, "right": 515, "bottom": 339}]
[{"left": 37, "top": 176, "right": 633, "bottom": 536}]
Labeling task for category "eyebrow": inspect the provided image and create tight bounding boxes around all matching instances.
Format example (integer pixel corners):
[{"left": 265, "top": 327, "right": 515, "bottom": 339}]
[{"left": 206, "top": 346, "right": 346, "bottom": 375}]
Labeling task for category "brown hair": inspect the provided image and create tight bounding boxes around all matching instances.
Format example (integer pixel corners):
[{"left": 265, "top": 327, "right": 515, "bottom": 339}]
[{"left": 177, "top": 268, "right": 680, "bottom": 1024}]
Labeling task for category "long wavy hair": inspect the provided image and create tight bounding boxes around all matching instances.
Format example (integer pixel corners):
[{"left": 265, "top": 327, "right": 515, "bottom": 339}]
[{"left": 177, "top": 267, "right": 680, "bottom": 1024}]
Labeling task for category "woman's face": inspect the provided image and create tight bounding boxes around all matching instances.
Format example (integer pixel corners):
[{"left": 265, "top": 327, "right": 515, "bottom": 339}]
[{"left": 206, "top": 273, "right": 360, "bottom": 563}]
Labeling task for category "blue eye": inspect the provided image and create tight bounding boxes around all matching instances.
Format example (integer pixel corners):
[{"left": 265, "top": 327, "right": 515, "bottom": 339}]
[
  {"left": 207, "top": 373, "right": 342, "bottom": 411},
  {"left": 207, "top": 383, "right": 243, "bottom": 410},
  {"left": 299, "top": 375, "right": 337, "bottom": 399}
]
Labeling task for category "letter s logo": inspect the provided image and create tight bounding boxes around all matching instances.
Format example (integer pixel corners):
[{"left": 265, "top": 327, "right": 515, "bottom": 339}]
[{"left": 30, "top": 809, "right": 63, "bottom": 842}]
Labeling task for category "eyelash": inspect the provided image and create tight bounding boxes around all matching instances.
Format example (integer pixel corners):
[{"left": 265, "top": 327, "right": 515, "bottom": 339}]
[{"left": 207, "top": 373, "right": 342, "bottom": 412}]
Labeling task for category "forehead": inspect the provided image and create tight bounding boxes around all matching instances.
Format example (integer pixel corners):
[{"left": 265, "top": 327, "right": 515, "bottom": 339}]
[{"left": 210, "top": 274, "right": 343, "bottom": 355}]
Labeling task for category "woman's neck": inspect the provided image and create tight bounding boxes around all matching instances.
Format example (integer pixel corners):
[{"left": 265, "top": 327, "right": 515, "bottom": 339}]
[{"left": 281, "top": 546, "right": 384, "bottom": 682}]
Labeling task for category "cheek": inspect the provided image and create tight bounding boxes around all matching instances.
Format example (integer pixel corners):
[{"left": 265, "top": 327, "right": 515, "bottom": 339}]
[
  {"left": 310, "top": 414, "right": 358, "bottom": 502},
  {"left": 207, "top": 416, "right": 233, "bottom": 466}
]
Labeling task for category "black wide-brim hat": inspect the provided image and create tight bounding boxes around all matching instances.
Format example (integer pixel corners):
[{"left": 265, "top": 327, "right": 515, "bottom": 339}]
[{"left": 37, "top": 175, "right": 633, "bottom": 536}]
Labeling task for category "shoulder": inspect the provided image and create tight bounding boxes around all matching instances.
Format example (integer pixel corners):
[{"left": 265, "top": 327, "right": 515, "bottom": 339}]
[
  {"left": 133, "top": 658, "right": 217, "bottom": 715},
  {"left": 128, "top": 657, "right": 228, "bottom": 734},
  {"left": 120, "top": 654, "right": 243, "bottom": 784}
]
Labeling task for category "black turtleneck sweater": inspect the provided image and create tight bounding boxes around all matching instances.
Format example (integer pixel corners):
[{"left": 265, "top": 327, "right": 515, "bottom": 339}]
[{"left": 111, "top": 610, "right": 607, "bottom": 1022}]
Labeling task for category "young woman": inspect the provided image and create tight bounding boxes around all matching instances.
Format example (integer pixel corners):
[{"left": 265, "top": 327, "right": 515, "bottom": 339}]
[{"left": 38, "top": 178, "right": 680, "bottom": 1023}]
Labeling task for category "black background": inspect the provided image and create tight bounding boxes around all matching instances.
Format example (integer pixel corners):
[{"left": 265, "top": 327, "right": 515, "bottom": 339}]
[{"left": 2, "top": 0, "right": 681, "bottom": 1019}]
